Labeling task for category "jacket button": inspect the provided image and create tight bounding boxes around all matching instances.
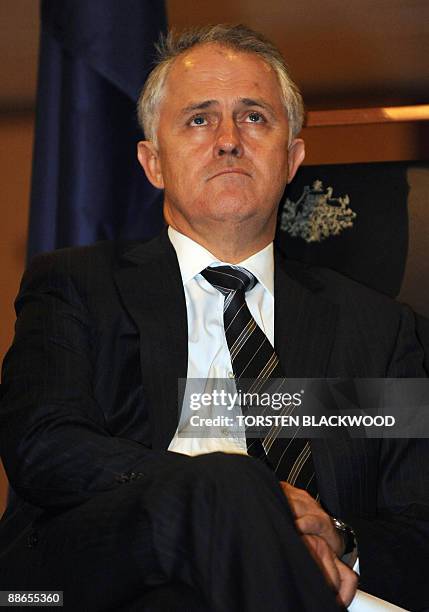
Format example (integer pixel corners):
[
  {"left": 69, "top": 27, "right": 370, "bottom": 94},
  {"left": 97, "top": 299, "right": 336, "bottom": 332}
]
[
  {"left": 131, "top": 472, "right": 145, "bottom": 481},
  {"left": 116, "top": 471, "right": 145, "bottom": 484}
]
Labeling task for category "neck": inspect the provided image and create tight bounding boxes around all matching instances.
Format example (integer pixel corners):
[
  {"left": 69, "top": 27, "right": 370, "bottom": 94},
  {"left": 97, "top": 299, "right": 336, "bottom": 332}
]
[
  {"left": 169, "top": 222, "right": 274, "bottom": 263},
  {"left": 165, "top": 208, "right": 277, "bottom": 263}
]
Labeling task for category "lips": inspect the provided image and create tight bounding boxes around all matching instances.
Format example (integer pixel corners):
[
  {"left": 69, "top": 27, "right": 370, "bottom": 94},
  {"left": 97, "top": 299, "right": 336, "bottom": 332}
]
[{"left": 209, "top": 168, "right": 251, "bottom": 180}]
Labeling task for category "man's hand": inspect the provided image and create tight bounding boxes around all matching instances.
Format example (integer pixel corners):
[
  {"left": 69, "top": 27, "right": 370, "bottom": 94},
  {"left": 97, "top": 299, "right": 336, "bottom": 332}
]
[
  {"left": 281, "top": 481, "right": 358, "bottom": 607},
  {"left": 280, "top": 481, "right": 344, "bottom": 556},
  {"left": 303, "top": 534, "right": 358, "bottom": 607}
]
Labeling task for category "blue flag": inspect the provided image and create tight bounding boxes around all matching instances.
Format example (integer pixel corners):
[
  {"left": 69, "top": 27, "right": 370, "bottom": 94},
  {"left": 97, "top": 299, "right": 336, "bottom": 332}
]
[{"left": 28, "top": 0, "right": 167, "bottom": 260}]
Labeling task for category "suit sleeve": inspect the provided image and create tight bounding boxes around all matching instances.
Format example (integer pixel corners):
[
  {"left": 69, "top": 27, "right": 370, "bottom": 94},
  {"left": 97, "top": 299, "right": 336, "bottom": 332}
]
[
  {"left": 0, "top": 252, "right": 190, "bottom": 511},
  {"left": 346, "top": 305, "right": 429, "bottom": 610}
]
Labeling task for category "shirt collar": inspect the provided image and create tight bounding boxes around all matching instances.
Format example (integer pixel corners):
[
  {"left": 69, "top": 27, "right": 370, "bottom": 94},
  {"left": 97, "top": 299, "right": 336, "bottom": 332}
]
[{"left": 168, "top": 226, "right": 274, "bottom": 296}]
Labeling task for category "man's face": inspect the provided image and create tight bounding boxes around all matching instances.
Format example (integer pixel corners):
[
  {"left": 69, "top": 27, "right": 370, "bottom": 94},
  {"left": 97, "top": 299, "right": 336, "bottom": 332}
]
[{"left": 138, "top": 43, "right": 304, "bottom": 242}]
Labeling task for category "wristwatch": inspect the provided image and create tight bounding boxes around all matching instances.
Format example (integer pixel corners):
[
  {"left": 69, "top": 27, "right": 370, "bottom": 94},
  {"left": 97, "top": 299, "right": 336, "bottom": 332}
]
[{"left": 331, "top": 516, "right": 358, "bottom": 568}]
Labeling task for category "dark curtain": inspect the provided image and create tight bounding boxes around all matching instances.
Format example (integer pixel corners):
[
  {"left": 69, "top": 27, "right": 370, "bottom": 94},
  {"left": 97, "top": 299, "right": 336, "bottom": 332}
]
[{"left": 28, "top": 0, "right": 167, "bottom": 260}]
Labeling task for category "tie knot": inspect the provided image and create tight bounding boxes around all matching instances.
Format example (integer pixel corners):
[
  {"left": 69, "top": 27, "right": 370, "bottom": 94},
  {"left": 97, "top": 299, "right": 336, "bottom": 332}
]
[{"left": 200, "top": 265, "right": 258, "bottom": 294}]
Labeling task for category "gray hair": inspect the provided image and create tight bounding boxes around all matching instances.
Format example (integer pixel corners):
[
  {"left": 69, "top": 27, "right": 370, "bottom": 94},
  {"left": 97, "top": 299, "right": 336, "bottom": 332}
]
[{"left": 137, "top": 24, "right": 304, "bottom": 146}]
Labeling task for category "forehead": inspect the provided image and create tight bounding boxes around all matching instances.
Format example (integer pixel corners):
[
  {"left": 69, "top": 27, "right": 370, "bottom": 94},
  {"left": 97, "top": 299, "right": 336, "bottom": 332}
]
[{"left": 163, "top": 43, "right": 283, "bottom": 107}]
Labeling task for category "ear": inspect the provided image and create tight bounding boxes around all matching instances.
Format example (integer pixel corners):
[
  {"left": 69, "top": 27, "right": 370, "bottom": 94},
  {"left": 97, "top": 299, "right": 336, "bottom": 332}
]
[
  {"left": 286, "top": 138, "right": 305, "bottom": 184},
  {"left": 137, "top": 141, "right": 164, "bottom": 189}
]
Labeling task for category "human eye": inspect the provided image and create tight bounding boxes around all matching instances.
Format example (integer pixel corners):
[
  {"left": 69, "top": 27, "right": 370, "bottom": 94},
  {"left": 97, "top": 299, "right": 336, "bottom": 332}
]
[
  {"left": 245, "top": 111, "right": 266, "bottom": 123},
  {"left": 188, "top": 114, "right": 208, "bottom": 127}
]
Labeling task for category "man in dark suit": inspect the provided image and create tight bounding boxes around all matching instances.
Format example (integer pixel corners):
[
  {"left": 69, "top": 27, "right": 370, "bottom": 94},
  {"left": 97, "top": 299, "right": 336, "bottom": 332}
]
[{"left": 1, "top": 25, "right": 428, "bottom": 612}]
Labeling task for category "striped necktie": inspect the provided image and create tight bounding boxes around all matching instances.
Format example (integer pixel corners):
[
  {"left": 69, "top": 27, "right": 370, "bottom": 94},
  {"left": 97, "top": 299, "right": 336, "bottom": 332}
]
[{"left": 200, "top": 265, "right": 318, "bottom": 497}]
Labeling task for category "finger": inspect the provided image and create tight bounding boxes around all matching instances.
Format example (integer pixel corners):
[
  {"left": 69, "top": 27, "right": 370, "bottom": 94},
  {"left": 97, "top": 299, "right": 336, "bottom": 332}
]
[
  {"left": 286, "top": 496, "right": 314, "bottom": 517},
  {"left": 296, "top": 514, "right": 343, "bottom": 555},
  {"left": 281, "top": 483, "right": 345, "bottom": 556},
  {"left": 302, "top": 535, "right": 341, "bottom": 593},
  {"left": 334, "top": 558, "right": 358, "bottom": 608},
  {"left": 280, "top": 481, "right": 294, "bottom": 493},
  {"left": 295, "top": 514, "right": 325, "bottom": 536},
  {"left": 280, "top": 481, "right": 316, "bottom": 505},
  {"left": 280, "top": 484, "right": 317, "bottom": 517}
]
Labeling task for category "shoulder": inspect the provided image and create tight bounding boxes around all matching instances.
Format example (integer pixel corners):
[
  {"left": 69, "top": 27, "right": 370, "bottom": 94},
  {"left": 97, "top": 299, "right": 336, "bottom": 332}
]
[
  {"left": 26, "top": 240, "right": 127, "bottom": 275},
  {"left": 17, "top": 232, "right": 172, "bottom": 309},
  {"left": 24, "top": 229, "right": 171, "bottom": 279},
  {"left": 280, "top": 258, "right": 426, "bottom": 375},
  {"left": 283, "top": 257, "right": 403, "bottom": 318},
  {"left": 280, "top": 257, "right": 412, "bottom": 358},
  {"left": 14, "top": 242, "right": 120, "bottom": 315},
  {"left": 22, "top": 233, "right": 165, "bottom": 284},
  {"left": 18, "top": 242, "right": 119, "bottom": 298}
]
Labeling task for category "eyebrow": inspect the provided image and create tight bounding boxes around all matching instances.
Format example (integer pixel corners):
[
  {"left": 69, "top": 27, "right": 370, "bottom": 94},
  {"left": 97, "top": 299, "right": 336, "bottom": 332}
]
[
  {"left": 240, "top": 98, "right": 276, "bottom": 116},
  {"left": 181, "top": 100, "right": 217, "bottom": 115},
  {"left": 180, "top": 97, "right": 277, "bottom": 117}
]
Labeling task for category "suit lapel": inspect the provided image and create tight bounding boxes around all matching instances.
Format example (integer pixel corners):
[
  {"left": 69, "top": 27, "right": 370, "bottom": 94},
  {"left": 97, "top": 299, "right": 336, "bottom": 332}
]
[
  {"left": 113, "top": 231, "right": 188, "bottom": 449},
  {"left": 274, "top": 252, "right": 338, "bottom": 378}
]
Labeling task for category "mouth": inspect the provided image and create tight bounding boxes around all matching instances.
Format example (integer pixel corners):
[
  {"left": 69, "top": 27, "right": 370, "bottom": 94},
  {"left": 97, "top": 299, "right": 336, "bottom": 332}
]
[{"left": 208, "top": 168, "right": 251, "bottom": 180}]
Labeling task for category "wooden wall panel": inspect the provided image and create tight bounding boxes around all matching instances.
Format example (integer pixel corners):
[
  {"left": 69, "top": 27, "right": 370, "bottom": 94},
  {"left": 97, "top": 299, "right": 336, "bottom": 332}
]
[
  {"left": 166, "top": 0, "right": 429, "bottom": 110},
  {"left": 302, "top": 121, "right": 429, "bottom": 166}
]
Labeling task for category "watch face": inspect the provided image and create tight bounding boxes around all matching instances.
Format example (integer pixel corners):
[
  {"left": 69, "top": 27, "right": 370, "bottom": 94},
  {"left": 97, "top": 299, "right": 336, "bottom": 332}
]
[
  {"left": 332, "top": 517, "right": 347, "bottom": 531},
  {"left": 331, "top": 516, "right": 357, "bottom": 557}
]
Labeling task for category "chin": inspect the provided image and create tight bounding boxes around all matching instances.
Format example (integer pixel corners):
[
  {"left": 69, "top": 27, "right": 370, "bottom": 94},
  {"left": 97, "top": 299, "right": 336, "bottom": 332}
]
[{"left": 204, "top": 193, "right": 259, "bottom": 221}]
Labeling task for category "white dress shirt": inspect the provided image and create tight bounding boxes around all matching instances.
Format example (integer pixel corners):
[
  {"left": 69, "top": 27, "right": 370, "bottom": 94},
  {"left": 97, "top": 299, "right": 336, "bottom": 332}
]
[{"left": 167, "top": 226, "right": 274, "bottom": 456}]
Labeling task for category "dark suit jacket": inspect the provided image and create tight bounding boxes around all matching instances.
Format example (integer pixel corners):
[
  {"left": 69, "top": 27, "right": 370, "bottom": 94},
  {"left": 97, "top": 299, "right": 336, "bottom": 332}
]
[{"left": 0, "top": 230, "right": 428, "bottom": 609}]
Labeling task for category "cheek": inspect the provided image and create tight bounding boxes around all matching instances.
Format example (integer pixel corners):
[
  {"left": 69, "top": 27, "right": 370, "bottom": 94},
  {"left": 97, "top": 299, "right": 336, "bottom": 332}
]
[
  {"left": 161, "top": 150, "right": 203, "bottom": 197},
  {"left": 251, "top": 140, "right": 289, "bottom": 180}
]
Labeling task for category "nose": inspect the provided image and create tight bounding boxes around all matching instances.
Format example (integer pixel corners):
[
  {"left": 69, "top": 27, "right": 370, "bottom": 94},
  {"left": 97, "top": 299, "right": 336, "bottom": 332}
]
[{"left": 213, "top": 118, "right": 243, "bottom": 158}]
